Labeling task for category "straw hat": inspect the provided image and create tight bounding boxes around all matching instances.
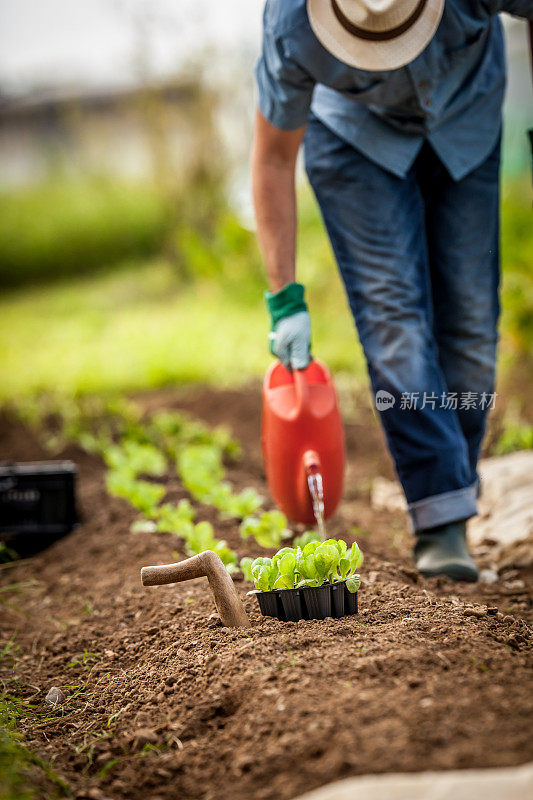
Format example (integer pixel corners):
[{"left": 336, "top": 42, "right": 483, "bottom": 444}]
[{"left": 307, "top": 0, "right": 444, "bottom": 71}]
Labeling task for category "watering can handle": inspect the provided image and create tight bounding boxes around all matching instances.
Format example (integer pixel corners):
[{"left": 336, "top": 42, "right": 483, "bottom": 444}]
[{"left": 293, "top": 365, "right": 311, "bottom": 416}]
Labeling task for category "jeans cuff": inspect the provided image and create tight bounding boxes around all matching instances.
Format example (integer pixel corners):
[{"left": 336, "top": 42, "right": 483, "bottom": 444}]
[{"left": 408, "top": 482, "right": 478, "bottom": 533}]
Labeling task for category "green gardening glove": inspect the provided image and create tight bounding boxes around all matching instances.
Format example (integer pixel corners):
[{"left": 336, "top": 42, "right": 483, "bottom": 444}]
[{"left": 265, "top": 282, "right": 312, "bottom": 370}]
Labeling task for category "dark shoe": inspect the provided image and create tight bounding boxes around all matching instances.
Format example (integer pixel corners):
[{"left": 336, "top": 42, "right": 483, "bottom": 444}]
[{"left": 414, "top": 521, "right": 478, "bottom": 582}]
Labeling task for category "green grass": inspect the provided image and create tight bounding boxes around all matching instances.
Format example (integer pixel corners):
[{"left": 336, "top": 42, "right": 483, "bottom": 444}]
[
  {"left": 0, "top": 694, "right": 38, "bottom": 800},
  {"left": 0, "top": 636, "right": 70, "bottom": 800},
  {"left": 0, "top": 694, "right": 69, "bottom": 800},
  {"left": 0, "top": 258, "right": 362, "bottom": 397},
  {"left": 0, "top": 180, "right": 531, "bottom": 401}
]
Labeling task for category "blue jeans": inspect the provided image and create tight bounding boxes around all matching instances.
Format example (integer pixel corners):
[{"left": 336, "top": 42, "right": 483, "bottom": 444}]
[{"left": 304, "top": 114, "right": 501, "bottom": 532}]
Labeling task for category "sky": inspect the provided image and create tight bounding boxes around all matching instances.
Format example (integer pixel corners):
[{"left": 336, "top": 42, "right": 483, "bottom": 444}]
[{"left": 0, "top": 0, "right": 265, "bottom": 93}]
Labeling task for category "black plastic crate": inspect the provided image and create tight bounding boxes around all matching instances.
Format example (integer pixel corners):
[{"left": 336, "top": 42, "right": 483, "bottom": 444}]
[{"left": 0, "top": 461, "right": 79, "bottom": 540}]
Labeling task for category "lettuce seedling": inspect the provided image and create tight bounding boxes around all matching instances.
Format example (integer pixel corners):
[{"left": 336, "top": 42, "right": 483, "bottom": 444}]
[
  {"left": 185, "top": 520, "right": 218, "bottom": 552},
  {"left": 251, "top": 565, "right": 272, "bottom": 592},
  {"left": 294, "top": 541, "right": 328, "bottom": 586},
  {"left": 272, "top": 547, "right": 296, "bottom": 562},
  {"left": 201, "top": 481, "right": 233, "bottom": 510},
  {"left": 240, "top": 557, "right": 254, "bottom": 582},
  {"left": 151, "top": 410, "right": 241, "bottom": 460},
  {"left": 349, "top": 542, "right": 364, "bottom": 571},
  {"left": 293, "top": 530, "right": 321, "bottom": 549},
  {"left": 104, "top": 440, "right": 166, "bottom": 477},
  {"left": 148, "top": 410, "right": 188, "bottom": 439},
  {"left": 155, "top": 499, "right": 196, "bottom": 536},
  {"left": 185, "top": 521, "right": 238, "bottom": 572},
  {"left": 211, "top": 540, "right": 239, "bottom": 572},
  {"left": 250, "top": 547, "right": 299, "bottom": 590},
  {"left": 177, "top": 444, "right": 225, "bottom": 496},
  {"left": 296, "top": 545, "right": 321, "bottom": 587},
  {"left": 201, "top": 483, "right": 263, "bottom": 519},
  {"left": 317, "top": 539, "right": 363, "bottom": 584},
  {"left": 272, "top": 551, "right": 297, "bottom": 590},
  {"left": 209, "top": 425, "right": 242, "bottom": 461},
  {"left": 336, "top": 541, "right": 364, "bottom": 581},
  {"left": 223, "top": 487, "right": 264, "bottom": 519},
  {"left": 313, "top": 543, "right": 340, "bottom": 584},
  {"left": 240, "top": 511, "right": 291, "bottom": 548},
  {"left": 323, "top": 538, "right": 347, "bottom": 555},
  {"left": 106, "top": 471, "right": 165, "bottom": 514},
  {"left": 345, "top": 575, "right": 361, "bottom": 594},
  {"left": 251, "top": 557, "right": 279, "bottom": 592}
]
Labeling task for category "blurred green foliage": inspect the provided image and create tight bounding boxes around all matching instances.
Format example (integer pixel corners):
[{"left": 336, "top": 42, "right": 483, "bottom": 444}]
[
  {"left": 500, "top": 181, "right": 533, "bottom": 359},
  {"left": 0, "top": 178, "right": 364, "bottom": 397},
  {"left": 0, "top": 170, "right": 530, "bottom": 402},
  {"left": 494, "top": 421, "right": 533, "bottom": 454},
  {"left": 0, "top": 172, "right": 266, "bottom": 291},
  {"left": 0, "top": 177, "right": 167, "bottom": 286}
]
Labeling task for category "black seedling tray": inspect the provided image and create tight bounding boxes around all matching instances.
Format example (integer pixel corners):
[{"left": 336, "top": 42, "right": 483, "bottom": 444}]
[
  {"left": 302, "top": 583, "right": 331, "bottom": 620},
  {"left": 255, "top": 580, "right": 358, "bottom": 622},
  {"left": 331, "top": 581, "right": 345, "bottom": 618},
  {"left": 279, "top": 587, "right": 306, "bottom": 622},
  {"left": 256, "top": 589, "right": 285, "bottom": 620}
]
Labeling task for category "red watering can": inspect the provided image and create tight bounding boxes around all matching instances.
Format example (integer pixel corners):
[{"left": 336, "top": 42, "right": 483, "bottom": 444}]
[{"left": 261, "top": 359, "right": 345, "bottom": 526}]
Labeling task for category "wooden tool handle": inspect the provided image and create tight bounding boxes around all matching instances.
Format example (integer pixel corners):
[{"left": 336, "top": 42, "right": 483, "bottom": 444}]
[
  {"left": 142, "top": 558, "right": 205, "bottom": 585},
  {"left": 141, "top": 551, "right": 250, "bottom": 628}
]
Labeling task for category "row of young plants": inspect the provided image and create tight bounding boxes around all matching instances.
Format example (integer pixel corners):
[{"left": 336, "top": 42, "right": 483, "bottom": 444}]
[
  {"left": 15, "top": 395, "right": 315, "bottom": 569},
  {"left": 88, "top": 409, "right": 264, "bottom": 571},
  {"left": 100, "top": 409, "right": 304, "bottom": 566}
]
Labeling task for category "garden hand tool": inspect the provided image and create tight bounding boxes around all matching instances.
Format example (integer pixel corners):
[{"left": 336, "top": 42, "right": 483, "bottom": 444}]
[
  {"left": 262, "top": 358, "right": 345, "bottom": 526},
  {"left": 141, "top": 550, "right": 250, "bottom": 628}
]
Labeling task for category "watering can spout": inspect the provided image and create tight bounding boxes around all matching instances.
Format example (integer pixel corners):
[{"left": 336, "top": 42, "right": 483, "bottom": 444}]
[{"left": 302, "top": 448, "right": 321, "bottom": 475}]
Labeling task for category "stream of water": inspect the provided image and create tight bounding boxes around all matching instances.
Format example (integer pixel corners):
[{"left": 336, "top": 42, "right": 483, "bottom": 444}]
[{"left": 307, "top": 470, "right": 326, "bottom": 541}]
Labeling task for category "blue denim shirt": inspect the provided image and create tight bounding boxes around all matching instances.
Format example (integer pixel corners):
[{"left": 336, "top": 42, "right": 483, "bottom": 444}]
[{"left": 256, "top": 0, "right": 533, "bottom": 179}]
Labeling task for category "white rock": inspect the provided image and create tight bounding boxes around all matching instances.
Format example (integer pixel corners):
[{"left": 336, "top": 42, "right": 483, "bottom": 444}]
[
  {"left": 130, "top": 519, "right": 157, "bottom": 534},
  {"left": 45, "top": 687, "right": 64, "bottom": 706},
  {"left": 479, "top": 569, "right": 499, "bottom": 584}
]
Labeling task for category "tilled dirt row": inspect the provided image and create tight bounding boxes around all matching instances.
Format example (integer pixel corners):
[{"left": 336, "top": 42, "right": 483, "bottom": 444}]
[{"left": 0, "top": 386, "right": 532, "bottom": 800}]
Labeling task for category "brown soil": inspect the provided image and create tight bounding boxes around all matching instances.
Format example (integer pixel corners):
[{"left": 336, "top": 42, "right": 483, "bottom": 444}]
[{"left": 1, "top": 385, "right": 532, "bottom": 800}]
